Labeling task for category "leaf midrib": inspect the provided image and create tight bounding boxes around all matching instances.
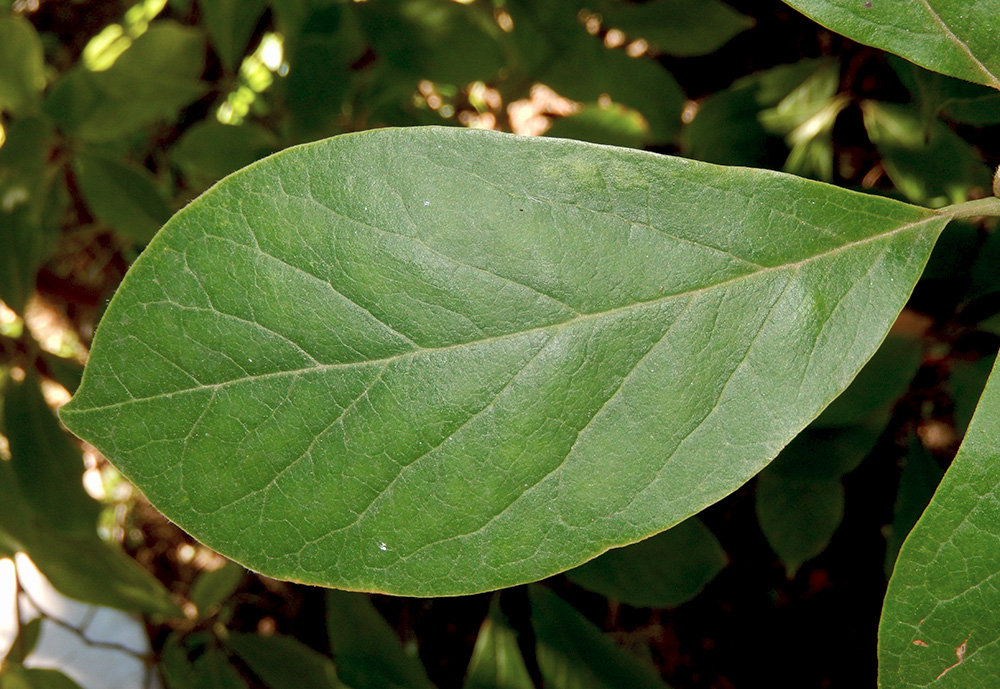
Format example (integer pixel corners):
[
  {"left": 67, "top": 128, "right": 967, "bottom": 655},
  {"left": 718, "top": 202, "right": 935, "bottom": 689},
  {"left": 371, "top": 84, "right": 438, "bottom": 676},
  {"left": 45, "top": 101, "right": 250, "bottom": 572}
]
[{"left": 65, "top": 211, "right": 943, "bottom": 417}]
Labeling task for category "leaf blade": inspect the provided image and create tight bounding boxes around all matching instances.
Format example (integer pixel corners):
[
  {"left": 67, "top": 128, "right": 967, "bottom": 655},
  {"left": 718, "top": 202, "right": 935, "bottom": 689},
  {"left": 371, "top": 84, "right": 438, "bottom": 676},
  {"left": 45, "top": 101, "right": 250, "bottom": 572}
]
[{"left": 60, "top": 127, "right": 947, "bottom": 595}]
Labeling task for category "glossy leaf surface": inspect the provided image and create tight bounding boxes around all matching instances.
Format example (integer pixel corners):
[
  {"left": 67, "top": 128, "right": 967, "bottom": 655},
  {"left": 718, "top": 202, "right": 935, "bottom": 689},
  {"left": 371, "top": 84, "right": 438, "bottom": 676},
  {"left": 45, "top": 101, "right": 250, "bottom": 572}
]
[
  {"left": 782, "top": 0, "right": 1000, "bottom": 90},
  {"left": 879, "top": 355, "right": 1000, "bottom": 687},
  {"left": 61, "top": 127, "right": 949, "bottom": 595}
]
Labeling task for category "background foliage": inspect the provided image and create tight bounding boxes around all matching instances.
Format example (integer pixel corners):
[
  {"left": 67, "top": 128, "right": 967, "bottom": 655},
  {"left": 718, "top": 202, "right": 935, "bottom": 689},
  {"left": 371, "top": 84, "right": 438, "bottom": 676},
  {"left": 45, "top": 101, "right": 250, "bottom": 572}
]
[{"left": 1, "top": 0, "right": 999, "bottom": 687}]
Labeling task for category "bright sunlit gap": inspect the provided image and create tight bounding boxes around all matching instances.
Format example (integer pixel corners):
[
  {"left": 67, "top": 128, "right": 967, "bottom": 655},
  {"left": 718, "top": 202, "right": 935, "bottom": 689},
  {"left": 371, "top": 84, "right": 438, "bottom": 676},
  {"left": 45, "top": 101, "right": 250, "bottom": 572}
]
[
  {"left": 82, "top": 0, "right": 168, "bottom": 71},
  {"left": 217, "top": 32, "right": 287, "bottom": 125}
]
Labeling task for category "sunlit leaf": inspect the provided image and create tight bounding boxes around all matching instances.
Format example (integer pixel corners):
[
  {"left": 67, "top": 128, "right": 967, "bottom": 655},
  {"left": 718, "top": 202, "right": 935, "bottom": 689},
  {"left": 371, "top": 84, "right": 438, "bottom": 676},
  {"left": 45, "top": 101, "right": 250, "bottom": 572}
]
[
  {"left": 545, "top": 102, "right": 649, "bottom": 149},
  {"left": 879, "top": 355, "right": 1000, "bottom": 686},
  {"left": 566, "top": 517, "right": 726, "bottom": 608},
  {"left": 782, "top": 0, "right": 1000, "bottom": 90},
  {"left": 60, "top": 127, "right": 950, "bottom": 596},
  {"left": 862, "top": 101, "right": 992, "bottom": 207},
  {"left": 43, "top": 22, "right": 206, "bottom": 142}
]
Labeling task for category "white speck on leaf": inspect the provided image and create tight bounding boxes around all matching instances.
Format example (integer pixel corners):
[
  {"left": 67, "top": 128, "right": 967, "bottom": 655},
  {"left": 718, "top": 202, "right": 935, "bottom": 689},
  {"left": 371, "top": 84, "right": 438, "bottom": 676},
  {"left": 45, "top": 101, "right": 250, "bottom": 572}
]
[
  {"left": 423, "top": 200, "right": 430, "bottom": 207},
  {"left": 378, "top": 541, "right": 388, "bottom": 551}
]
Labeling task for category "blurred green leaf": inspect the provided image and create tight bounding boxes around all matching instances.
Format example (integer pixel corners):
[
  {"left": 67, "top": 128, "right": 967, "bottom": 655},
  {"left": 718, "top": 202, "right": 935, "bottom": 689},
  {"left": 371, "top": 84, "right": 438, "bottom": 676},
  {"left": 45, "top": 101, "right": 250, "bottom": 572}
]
[
  {"left": 595, "top": 0, "right": 754, "bottom": 57},
  {"left": 784, "top": 0, "right": 1000, "bottom": 90},
  {"left": 44, "top": 22, "right": 206, "bottom": 142},
  {"left": 161, "top": 632, "right": 198, "bottom": 689},
  {"left": 759, "top": 60, "right": 846, "bottom": 181},
  {"left": 326, "top": 591, "right": 434, "bottom": 689},
  {"left": 194, "top": 646, "right": 251, "bottom": 689},
  {"left": 530, "top": 586, "right": 671, "bottom": 689},
  {"left": 0, "top": 667, "right": 86, "bottom": 689},
  {"left": 1, "top": 617, "right": 42, "bottom": 666},
  {"left": 542, "top": 36, "right": 685, "bottom": 143},
  {"left": 0, "top": 15, "right": 46, "bottom": 116},
  {"left": 862, "top": 101, "right": 992, "bottom": 207},
  {"left": 885, "top": 436, "right": 943, "bottom": 576},
  {"left": 73, "top": 151, "right": 172, "bottom": 244},
  {"left": 171, "top": 121, "right": 276, "bottom": 189},
  {"left": 189, "top": 560, "right": 244, "bottom": 616},
  {"left": 0, "top": 117, "right": 62, "bottom": 315},
  {"left": 545, "top": 101, "right": 649, "bottom": 148},
  {"left": 566, "top": 517, "right": 726, "bottom": 608},
  {"left": 3, "top": 373, "right": 99, "bottom": 534},
  {"left": 757, "top": 471, "right": 844, "bottom": 577},
  {"left": 948, "top": 353, "right": 996, "bottom": 437},
  {"left": 200, "top": 0, "right": 268, "bottom": 71},
  {"left": 464, "top": 597, "right": 535, "bottom": 689},
  {"left": 227, "top": 632, "right": 342, "bottom": 689},
  {"left": 681, "top": 59, "right": 826, "bottom": 166},
  {"left": 889, "top": 55, "right": 1000, "bottom": 127},
  {"left": 879, "top": 354, "right": 1000, "bottom": 687},
  {"left": 356, "top": 0, "right": 508, "bottom": 86}
]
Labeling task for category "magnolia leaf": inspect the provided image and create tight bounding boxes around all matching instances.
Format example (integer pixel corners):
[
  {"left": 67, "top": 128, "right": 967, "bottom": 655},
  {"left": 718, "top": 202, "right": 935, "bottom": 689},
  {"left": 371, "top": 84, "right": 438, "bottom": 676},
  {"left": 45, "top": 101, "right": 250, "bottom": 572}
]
[
  {"left": 879, "top": 355, "right": 1000, "bottom": 686},
  {"left": 61, "top": 127, "right": 951, "bottom": 596},
  {"left": 782, "top": 0, "right": 1000, "bottom": 90}
]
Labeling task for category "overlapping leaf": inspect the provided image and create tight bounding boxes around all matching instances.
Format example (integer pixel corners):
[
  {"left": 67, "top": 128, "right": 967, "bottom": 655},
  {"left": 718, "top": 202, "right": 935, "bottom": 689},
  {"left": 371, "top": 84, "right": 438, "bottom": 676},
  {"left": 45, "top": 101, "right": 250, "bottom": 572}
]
[
  {"left": 60, "top": 127, "right": 949, "bottom": 595},
  {"left": 879, "top": 355, "right": 1000, "bottom": 687},
  {"left": 782, "top": 0, "right": 1000, "bottom": 90}
]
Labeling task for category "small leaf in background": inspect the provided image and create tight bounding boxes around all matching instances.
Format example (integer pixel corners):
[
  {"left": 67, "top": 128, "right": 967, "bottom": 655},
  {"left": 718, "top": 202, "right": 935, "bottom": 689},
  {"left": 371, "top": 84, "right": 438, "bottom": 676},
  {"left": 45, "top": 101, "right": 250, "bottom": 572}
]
[
  {"left": 782, "top": 0, "right": 1000, "bottom": 90},
  {"left": 193, "top": 646, "right": 251, "bottom": 689},
  {"left": 542, "top": 37, "right": 685, "bottom": 144},
  {"left": 0, "top": 666, "right": 86, "bottom": 689},
  {"left": 758, "top": 334, "right": 922, "bottom": 575},
  {"left": 947, "top": 353, "right": 997, "bottom": 437},
  {"left": 756, "top": 472, "right": 844, "bottom": 578},
  {"left": 73, "top": 151, "right": 172, "bottom": 244},
  {"left": 884, "top": 436, "right": 943, "bottom": 576},
  {"left": 43, "top": 22, "right": 206, "bottom": 143},
  {"left": 326, "top": 590, "right": 435, "bottom": 689},
  {"left": 227, "top": 632, "right": 342, "bottom": 689},
  {"left": 759, "top": 60, "right": 847, "bottom": 181},
  {"left": 463, "top": 597, "right": 535, "bottom": 689},
  {"left": 189, "top": 560, "right": 244, "bottom": 617},
  {"left": 545, "top": 101, "right": 649, "bottom": 149},
  {"left": 199, "top": 0, "right": 267, "bottom": 72},
  {"left": 529, "top": 586, "right": 671, "bottom": 689},
  {"left": 889, "top": 56, "right": 1000, "bottom": 127},
  {"left": 681, "top": 58, "right": 829, "bottom": 167},
  {"left": 0, "top": 117, "right": 62, "bottom": 315},
  {"left": 861, "top": 101, "right": 992, "bottom": 207},
  {"left": 566, "top": 517, "right": 726, "bottom": 608},
  {"left": 59, "top": 127, "right": 951, "bottom": 596},
  {"left": 170, "top": 121, "right": 277, "bottom": 190},
  {"left": 879, "top": 355, "right": 1000, "bottom": 687},
  {"left": 0, "top": 15, "right": 46, "bottom": 116},
  {"left": 594, "top": 0, "right": 754, "bottom": 57},
  {"left": 160, "top": 633, "right": 198, "bottom": 689},
  {"left": 3, "top": 373, "right": 100, "bottom": 534}
]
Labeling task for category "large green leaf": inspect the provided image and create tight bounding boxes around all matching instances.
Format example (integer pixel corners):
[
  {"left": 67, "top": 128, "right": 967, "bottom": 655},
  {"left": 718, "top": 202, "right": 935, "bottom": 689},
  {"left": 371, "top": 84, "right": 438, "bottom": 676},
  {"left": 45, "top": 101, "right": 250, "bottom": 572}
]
[
  {"left": 879, "top": 355, "right": 1000, "bottom": 687},
  {"left": 781, "top": 0, "right": 1000, "bottom": 90},
  {"left": 60, "top": 127, "right": 951, "bottom": 596}
]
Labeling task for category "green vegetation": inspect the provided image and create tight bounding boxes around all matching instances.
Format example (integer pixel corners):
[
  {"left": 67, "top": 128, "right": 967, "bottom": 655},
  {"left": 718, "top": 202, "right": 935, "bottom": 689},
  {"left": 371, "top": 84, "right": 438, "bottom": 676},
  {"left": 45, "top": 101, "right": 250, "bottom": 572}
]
[{"left": 2, "top": 1, "right": 1000, "bottom": 687}]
